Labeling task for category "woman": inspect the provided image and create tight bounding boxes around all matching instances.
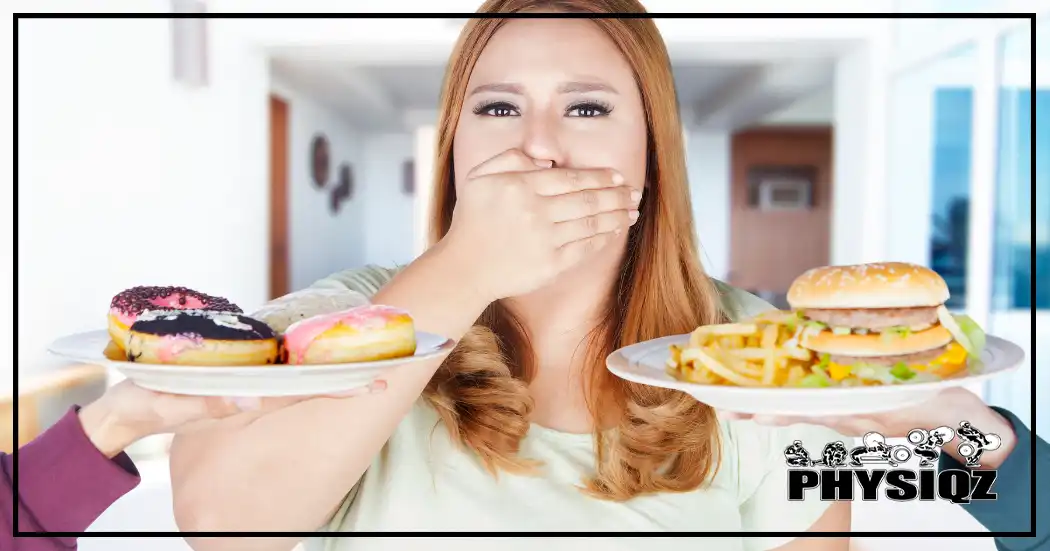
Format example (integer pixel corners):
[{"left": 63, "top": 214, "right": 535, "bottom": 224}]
[
  {"left": 0, "top": 379, "right": 379, "bottom": 551},
  {"left": 169, "top": 2, "right": 851, "bottom": 550}
]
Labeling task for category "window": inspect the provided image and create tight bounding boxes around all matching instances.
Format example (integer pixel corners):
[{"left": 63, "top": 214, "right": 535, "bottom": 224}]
[
  {"left": 992, "top": 22, "right": 1046, "bottom": 310},
  {"left": 887, "top": 45, "right": 978, "bottom": 310},
  {"left": 893, "top": 0, "right": 1004, "bottom": 57},
  {"left": 985, "top": 20, "right": 1045, "bottom": 436},
  {"left": 929, "top": 85, "right": 974, "bottom": 309},
  {"left": 886, "top": 14, "right": 1045, "bottom": 432}
]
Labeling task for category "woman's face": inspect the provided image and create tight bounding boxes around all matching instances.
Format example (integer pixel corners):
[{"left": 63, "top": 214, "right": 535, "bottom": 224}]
[{"left": 452, "top": 18, "right": 648, "bottom": 193}]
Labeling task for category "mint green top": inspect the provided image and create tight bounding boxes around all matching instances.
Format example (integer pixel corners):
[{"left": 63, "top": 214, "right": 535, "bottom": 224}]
[
  {"left": 302, "top": 265, "right": 844, "bottom": 550},
  {"left": 308, "top": 264, "right": 776, "bottom": 324}
]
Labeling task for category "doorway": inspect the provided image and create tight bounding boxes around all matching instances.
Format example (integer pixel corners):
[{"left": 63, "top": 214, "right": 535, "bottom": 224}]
[
  {"left": 727, "top": 126, "right": 833, "bottom": 307},
  {"left": 269, "top": 94, "right": 290, "bottom": 299}
]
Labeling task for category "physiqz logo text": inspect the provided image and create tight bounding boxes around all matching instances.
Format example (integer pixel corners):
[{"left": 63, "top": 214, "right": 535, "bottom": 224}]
[{"left": 785, "top": 421, "right": 1001, "bottom": 504}]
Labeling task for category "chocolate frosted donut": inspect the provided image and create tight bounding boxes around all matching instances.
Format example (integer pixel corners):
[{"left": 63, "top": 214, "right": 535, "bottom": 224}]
[
  {"left": 107, "top": 286, "right": 242, "bottom": 354},
  {"left": 131, "top": 309, "right": 273, "bottom": 340},
  {"left": 126, "top": 310, "right": 279, "bottom": 366}
]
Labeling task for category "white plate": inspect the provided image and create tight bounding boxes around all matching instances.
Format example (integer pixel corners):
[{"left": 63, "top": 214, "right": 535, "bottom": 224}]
[
  {"left": 606, "top": 334, "right": 1025, "bottom": 415},
  {"left": 48, "top": 329, "right": 456, "bottom": 397}
]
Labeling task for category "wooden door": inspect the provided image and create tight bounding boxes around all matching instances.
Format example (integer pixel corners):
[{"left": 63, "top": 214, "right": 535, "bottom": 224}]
[
  {"left": 728, "top": 127, "right": 832, "bottom": 303},
  {"left": 269, "top": 95, "right": 290, "bottom": 299}
]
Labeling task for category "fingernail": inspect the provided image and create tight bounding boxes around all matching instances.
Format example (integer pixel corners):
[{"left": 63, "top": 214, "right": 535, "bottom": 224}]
[
  {"left": 612, "top": 172, "right": 625, "bottom": 185},
  {"left": 628, "top": 210, "right": 639, "bottom": 222},
  {"left": 369, "top": 380, "right": 388, "bottom": 393},
  {"left": 630, "top": 190, "right": 642, "bottom": 203}
]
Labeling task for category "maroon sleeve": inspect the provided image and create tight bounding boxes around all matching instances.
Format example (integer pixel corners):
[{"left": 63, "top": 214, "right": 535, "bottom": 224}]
[{"left": 1, "top": 406, "right": 141, "bottom": 550}]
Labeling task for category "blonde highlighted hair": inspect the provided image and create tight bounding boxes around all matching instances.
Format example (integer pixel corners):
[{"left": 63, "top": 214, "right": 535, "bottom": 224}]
[{"left": 422, "top": 0, "right": 729, "bottom": 501}]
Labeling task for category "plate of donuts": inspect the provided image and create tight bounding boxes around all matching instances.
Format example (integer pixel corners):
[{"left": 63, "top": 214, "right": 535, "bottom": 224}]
[{"left": 47, "top": 286, "right": 456, "bottom": 397}]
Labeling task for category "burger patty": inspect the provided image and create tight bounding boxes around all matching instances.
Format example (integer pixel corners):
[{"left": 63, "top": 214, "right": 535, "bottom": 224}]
[
  {"left": 828, "top": 345, "right": 949, "bottom": 367},
  {"left": 803, "top": 306, "right": 939, "bottom": 331}
]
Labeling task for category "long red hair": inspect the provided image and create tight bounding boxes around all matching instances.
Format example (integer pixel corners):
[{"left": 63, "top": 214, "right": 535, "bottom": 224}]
[{"left": 422, "top": 0, "right": 729, "bottom": 501}]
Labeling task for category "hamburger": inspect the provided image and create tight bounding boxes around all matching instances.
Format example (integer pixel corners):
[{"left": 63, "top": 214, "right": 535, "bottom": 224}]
[{"left": 786, "top": 262, "right": 986, "bottom": 385}]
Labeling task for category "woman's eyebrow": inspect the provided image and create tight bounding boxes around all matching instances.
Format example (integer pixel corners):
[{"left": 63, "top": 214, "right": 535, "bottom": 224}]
[
  {"left": 469, "top": 83, "right": 524, "bottom": 96},
  {"left": 557, "top": 81, "right": 618, "bottom": 94},
  {"left": 468, "top": 81, "right": 619, "bottom": 96}
]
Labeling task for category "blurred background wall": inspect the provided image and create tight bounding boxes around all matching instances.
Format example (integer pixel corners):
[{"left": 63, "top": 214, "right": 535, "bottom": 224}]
[{"left": 7, "top": 0, "right": 1047, "bottom": 547}]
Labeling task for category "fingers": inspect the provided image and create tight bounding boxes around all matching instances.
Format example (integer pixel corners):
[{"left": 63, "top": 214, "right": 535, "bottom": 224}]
[
  {"left": 552, "top": 210, "right": 636, "bottom": 246},
  {"left": 261, "top": 380, "right": 388, "bottom": 408},
  {"left": 542, "top": 180, "right": 640, "bottom": 248},
  {"left": 466, "top": 147, "right": 631, "bottom": 198},
  {"left": 529, "top": 167, "right": 625, "bottom": 196},
  {"left": 544, "top": 185, "right": 639, "bottom": 222},
  {"left": 720, "top": 412, "right": 831, "bottom": 428},
  {"left": 746, "top": 414, "right": 879, "bottom": 437},
  {"left": 466, "top": 148, "right": 550, "bottom": 179},
  {"left": 750, "top": 414, "right": 812, "bottom": 427},
  {"left": 719, "top": 411, "right": 752, "bottom": 421},
  {"left": 214, "top": 380, "right": 388, "bottom": 417},
  {"left": 323, "top": 379, "right": 388, "bottom": 398},
  {"left": 555, "top": 230, "right": 620, "bottom": 269}
]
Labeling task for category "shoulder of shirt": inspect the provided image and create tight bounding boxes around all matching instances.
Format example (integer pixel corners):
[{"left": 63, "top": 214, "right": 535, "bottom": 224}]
[
  {"left": 711, "top": 279, "right": 776, "bottom": 321},
  {"left": 312, "top": 268, "right": 771, "bottom": 321},
  {"left": 308, "top": 264, "right": 406, "bottom": 298}
]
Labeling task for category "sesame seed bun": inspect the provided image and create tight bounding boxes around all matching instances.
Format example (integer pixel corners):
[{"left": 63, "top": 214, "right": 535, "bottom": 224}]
[
  {"left": 787, "top": 262, "right": 950, "bottom": 309},
  {"left": 803, "top": 325, "right": 953, "bottom": 357}
]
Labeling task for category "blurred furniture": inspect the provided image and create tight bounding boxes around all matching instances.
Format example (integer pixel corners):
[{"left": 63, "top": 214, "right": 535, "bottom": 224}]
[{"left": 1, "top": 364, "right": 109, "bottom": 453}]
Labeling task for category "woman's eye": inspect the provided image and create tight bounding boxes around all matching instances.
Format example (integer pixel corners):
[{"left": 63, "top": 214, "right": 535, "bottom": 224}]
[
  {"left": 566, "top": 102, "right": 612, "bottom": 118},
  {"left": 474, "top": 102, "right": 519, "bottom": 117}
]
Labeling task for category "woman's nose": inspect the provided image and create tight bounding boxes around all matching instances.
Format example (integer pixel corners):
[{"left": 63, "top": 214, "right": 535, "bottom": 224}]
[{"left": 520, "top": 112, "right": 565, "bottom": 168}]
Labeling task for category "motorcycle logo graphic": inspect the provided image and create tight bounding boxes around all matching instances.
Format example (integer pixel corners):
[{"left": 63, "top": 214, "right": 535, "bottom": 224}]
[{"left": 784, "top": 420, "right": 1000, "bottom": 469}]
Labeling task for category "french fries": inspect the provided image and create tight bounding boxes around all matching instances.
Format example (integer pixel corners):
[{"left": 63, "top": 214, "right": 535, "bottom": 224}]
[
  {"left": 668, "top": 310, "right": 819, "bottom": 388},
  {"left": 668, "top": 309, "right": 968, "bottom": 388}
]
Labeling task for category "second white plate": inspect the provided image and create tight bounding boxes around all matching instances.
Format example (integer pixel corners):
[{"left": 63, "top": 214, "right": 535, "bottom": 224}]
[
  {"left": 606, "top": 334, "right": 1025, "bottom": 415},
  {"left": 48, "top": 329, "right": 456, "bottom": 397}
]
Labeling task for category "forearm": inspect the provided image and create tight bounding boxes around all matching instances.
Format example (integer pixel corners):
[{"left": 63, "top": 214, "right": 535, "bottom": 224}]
[
  {"left": 370, "top": 238, "right": 491, "bottom": 339},
  {"left": 173, "top": 365, "right": 438, "bottom": 547},
  {"left": 172, "top": 245, "right": 490, "bottom": 551},
  {"left": 0, "top": 407, "right": 140, "bottom": 547}
]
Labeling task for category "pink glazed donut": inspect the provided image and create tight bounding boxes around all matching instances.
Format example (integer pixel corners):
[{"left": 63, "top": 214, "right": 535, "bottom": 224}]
[{"left": 282, "top": 305, "right": 417, "bottom": 365}]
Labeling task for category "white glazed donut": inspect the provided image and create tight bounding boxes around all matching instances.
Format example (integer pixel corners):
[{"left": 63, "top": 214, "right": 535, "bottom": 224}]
[{"left": 251, "top": 288, "right": 372, "bottom": 334}]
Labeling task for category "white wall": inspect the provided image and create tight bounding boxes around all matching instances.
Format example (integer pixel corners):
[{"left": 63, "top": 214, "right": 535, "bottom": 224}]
[
  {"left": 270, "top": 75, "right": 366, "bottom": 290},
  {"left": 760, "top": 87, "right": 834, "bottom": 126},
  {"left": 830, "top": 28, "right": 891, "bottom": 267},
  {"left": 880, "top": 22, "right": 1044, "bottom": 421},
  {"left": 16, "top": 13, "right": 270, "bottom": 385},
  {"left": 412, "top": 125, "right": 438, "bottom": 257},
  {"left": 685, "top": 131, "right": 732, "bottom": 281},
  {"left": 883, "top": 47, "right": 984, "bottom": 269},
  {"left": 360, "top": 133, "right": 416, "bottom": 266}
]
